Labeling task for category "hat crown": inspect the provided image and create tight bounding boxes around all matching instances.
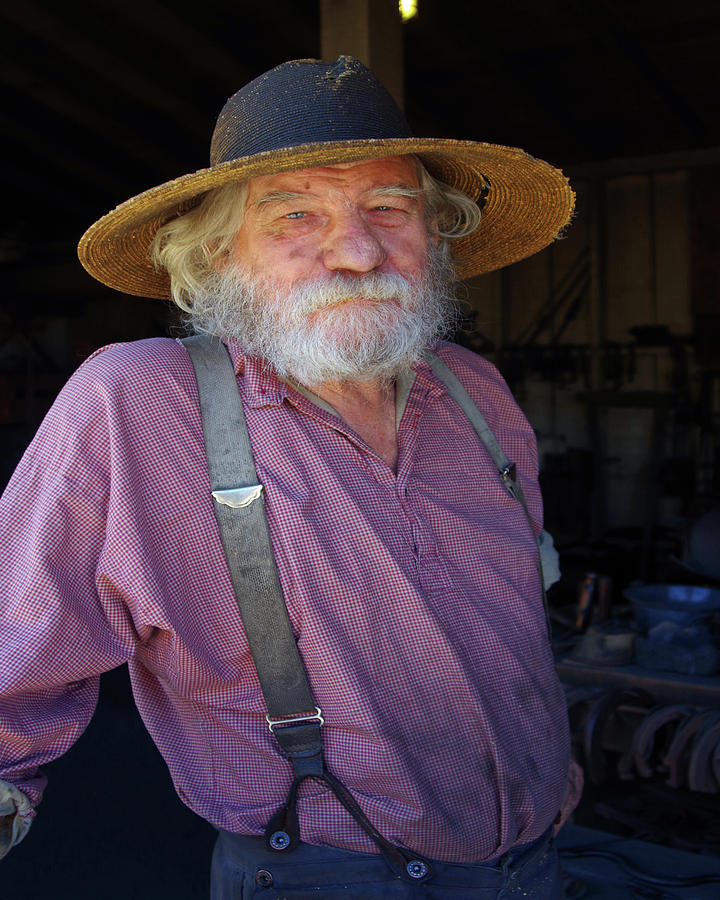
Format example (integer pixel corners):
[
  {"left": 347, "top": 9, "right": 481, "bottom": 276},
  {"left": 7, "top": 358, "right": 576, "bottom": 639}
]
[{"left": 210, "top": 56, "right": 414, "bottom": 166}]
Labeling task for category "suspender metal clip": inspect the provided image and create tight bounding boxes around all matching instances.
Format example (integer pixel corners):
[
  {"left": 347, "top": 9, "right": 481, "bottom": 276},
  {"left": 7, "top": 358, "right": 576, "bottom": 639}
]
[{"left": 500, "top": 463, "right": 517, "bottom": 484}]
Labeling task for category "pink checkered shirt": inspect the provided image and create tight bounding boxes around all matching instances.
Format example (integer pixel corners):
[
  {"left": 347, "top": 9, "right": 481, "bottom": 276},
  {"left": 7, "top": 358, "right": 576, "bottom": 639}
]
[{"left": 0, "top": 338, "right": 569, "bottom": 863}]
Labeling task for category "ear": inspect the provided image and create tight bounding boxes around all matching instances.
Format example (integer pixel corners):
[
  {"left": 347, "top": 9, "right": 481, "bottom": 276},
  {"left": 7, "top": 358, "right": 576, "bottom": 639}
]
[
  {"left": 209, "top": 241, "right": 233, "bottom": 272},
  {"left": 427, "top": 218, "right": 440, "bottom": 246}
]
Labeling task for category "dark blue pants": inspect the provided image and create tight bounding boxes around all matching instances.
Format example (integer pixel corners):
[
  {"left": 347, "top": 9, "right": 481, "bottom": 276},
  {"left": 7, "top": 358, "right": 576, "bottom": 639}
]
[{"left": 210, "top": 827, "right": 563, "bottom": 899}]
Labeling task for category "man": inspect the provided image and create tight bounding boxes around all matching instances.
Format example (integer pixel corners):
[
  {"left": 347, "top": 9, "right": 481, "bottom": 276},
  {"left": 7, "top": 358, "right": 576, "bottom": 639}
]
[{"left": 1, "top": 57, "right": 574, "bottom": 897}]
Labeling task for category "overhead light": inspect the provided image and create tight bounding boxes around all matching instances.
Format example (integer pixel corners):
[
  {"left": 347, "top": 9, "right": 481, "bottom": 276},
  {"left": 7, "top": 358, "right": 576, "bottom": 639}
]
[{"left": 399, "top": 0, "right": 418, "bottom": 22}]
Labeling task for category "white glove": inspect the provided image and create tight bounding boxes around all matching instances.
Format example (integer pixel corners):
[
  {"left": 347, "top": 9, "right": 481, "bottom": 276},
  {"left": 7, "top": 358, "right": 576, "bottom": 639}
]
[
  {"left": 0, "top": 780, "right": 34, "bottom": 860},
  {"left": 538, "top": 529, "right": 561, "bottom": 590}
]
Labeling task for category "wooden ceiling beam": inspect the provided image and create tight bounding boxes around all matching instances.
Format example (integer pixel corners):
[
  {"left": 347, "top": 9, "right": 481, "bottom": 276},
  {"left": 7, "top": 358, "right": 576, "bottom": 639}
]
[
  {"left": 99, "top": 0, "right": 253, "bottom": 90},
  {"left": 0, "top": 112, "right": 135, "bottom": 196},
  {"left": 0, "top": 0, "right": 208, "bottom": 139},
  {"left": 563, "top": 0, "right": 710, "bottom": 142},
  {"left": 0, "top": 55, "right": 186, "bottom": 175},
  {"left": 248, "top": 1, "right": 318, "bottom": 60},
  {"left": 567, "top": 145, "right": 720, "bottom": 179},
  {"left": 0, "top": 160, "right": 92, "bottom": 218}
]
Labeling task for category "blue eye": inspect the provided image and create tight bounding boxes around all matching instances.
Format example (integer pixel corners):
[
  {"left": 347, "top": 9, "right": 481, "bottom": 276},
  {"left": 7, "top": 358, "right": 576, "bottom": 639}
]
[{"left": 285, "top": 211, "right": 306, "bottom": 219}]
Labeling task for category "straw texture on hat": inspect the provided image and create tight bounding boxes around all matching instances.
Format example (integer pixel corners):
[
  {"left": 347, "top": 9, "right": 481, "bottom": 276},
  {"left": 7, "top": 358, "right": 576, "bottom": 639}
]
[{"left": 78, "top": 57, "right": 575, "bottom": 299}]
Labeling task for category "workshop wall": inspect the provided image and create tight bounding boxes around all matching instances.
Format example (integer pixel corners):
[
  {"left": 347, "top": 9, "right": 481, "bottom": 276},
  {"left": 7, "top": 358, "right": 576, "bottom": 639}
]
[{"left": 466, "top": 165, "right": 713, "bottom": 540}]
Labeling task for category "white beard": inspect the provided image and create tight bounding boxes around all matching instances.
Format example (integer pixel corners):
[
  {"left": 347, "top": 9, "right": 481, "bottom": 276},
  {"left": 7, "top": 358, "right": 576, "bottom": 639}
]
[{"left": 187, "top": 243, "right": 458, "bottom": 386}]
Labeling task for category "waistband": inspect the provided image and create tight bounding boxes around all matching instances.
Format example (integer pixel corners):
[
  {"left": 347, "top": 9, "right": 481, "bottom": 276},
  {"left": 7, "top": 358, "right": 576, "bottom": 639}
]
[{"left": 216, "top": 825, "right": 555, "bottom": 890}]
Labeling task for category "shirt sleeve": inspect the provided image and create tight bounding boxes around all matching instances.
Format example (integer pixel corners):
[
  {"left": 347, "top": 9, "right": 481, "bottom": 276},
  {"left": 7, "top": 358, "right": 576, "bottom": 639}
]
[{"left": 0, "top": 349, "right": 145, "bottom": 823}]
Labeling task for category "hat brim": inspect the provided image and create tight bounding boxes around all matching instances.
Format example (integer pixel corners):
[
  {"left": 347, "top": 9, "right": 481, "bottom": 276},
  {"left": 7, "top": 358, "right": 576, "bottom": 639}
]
[{"left": 77, "top": 138, "right": 575, "bottom": 299}]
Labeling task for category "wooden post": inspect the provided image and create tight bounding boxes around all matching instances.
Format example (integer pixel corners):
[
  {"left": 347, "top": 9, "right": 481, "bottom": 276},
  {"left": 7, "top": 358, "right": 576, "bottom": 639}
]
[
  {"left": 587, "top": 177, "right": 609, "bottom": 539},
  {"left": 320, "top": 0, "right": 404, "bottom": 110}
]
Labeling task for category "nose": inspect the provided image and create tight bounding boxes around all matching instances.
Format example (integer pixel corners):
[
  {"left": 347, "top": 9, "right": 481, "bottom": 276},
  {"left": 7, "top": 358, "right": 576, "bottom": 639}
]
[{"left": 322, "top": 213, "right": 386, "bottom": 274}]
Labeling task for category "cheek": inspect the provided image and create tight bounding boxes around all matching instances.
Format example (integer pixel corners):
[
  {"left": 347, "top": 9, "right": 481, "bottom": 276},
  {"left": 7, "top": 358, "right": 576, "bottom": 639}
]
[
  {"left": 286, "top": 243, "right": 314, "bottom": 262},
  {"left": 256, "top": 234, "right": 322, "bottom": 268},
  {"left": 386, "top": 229, "right": 431, "bottom": 272}
]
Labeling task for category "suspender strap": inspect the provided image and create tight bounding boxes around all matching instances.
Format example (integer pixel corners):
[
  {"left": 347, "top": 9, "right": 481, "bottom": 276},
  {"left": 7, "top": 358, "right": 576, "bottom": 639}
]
[
  {"left": 264, "top": 768, "right": 418, "bottom": 878},
  {"left": 422, "top": 350, "right": 551, "bottom": 635},
  {"left": 182, "top": 336, "right": 431, "bottom": 882},
  {"left": 181, "top": 336, "right": 318, "bottom": 744}
]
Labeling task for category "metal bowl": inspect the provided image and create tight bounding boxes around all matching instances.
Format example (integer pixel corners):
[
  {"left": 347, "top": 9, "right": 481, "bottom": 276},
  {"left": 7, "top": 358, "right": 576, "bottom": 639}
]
[{"left": 624, "top": 583, "right": 720, "bottom": 631}]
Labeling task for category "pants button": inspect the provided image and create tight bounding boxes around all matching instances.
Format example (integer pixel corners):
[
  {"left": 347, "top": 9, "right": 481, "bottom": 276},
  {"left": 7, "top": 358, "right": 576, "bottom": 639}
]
[
  {"left": 406, "top": 860, "right": 429, "bottom": 879},
  {"left": 255, "top": 869, "right": 274, "bottom": 887},
  {"left": 269, "top": 830, "right": 291, "bottom": 850}
]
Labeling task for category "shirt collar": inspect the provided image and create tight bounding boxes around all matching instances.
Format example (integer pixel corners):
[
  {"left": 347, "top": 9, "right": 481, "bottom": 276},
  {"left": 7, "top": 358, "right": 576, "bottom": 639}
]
[
  {"left": 221, "top": 339, "right": 449, "bottom": 411},
  {"left": 223, "top": 340, "right": 289, "bottom": 409}
]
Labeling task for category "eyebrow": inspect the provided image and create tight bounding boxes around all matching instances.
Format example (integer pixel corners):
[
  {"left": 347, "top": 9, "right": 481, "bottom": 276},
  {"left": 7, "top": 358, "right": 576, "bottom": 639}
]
[
  {"left": 370, "top": 183, "right": 423, "bottom": 201},
  {"left": 253, "top": 191, "right": 307, "bottom": 208},
  {"left": 252, "top": 183, "right": 424, "bottom": 209}
]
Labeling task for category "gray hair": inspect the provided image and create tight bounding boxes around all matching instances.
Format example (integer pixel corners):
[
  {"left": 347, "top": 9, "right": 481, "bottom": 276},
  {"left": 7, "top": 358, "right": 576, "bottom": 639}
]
[{"left": 150, "top": 159, "right": 481, "bottom": 313}]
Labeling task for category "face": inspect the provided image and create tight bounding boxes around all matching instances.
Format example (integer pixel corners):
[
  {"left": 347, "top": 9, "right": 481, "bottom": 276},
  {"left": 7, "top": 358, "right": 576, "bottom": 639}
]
[
  {"left": 232, "top": 156, "right": 433, "bottom": 292},
  {"left": 201, "top": 156, "right": 454, "bottom": 386}
]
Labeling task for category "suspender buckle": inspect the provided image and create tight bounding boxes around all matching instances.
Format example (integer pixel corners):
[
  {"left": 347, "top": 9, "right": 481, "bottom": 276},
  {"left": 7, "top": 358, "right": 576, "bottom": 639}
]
[{"left": 266, "top": 707, "right": 324, "bottom": 733}]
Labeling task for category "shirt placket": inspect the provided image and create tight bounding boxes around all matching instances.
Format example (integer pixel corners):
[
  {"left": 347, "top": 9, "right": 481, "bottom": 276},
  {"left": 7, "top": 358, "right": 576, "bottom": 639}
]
[
  {"left": 281, "top": 389, "right": 398, "bottom": 487},
  {"left": 395, "top": 379, "right": 452, "bottom": 595}
]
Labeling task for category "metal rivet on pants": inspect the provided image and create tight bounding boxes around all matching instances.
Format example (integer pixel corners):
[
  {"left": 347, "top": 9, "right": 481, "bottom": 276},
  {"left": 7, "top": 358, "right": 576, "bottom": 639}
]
[
  {"left": 406, "top": 860, "right": 429, "bottom": 879},
  {"left": 269, "top": 830, "right": 291, "bottom": 850},
  {"left": 255, "top": 869, "right": 274, "bottom": 888}
]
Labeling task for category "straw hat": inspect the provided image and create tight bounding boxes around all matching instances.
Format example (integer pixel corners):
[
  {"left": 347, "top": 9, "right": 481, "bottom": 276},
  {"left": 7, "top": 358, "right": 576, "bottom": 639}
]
[{"left": 78, "top": 56, "right": 575, "bottom": 299}]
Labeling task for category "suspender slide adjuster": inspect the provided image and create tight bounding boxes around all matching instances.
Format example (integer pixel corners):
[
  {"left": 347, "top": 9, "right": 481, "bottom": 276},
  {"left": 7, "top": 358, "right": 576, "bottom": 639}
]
[{"left": 266, "top": 707, "right": 324, "bottom": 733}]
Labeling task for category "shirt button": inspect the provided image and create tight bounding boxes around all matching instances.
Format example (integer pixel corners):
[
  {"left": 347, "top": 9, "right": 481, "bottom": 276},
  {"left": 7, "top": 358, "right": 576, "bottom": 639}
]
[{"left": 255, "top": 869, "right": 274, "bottom": 887}]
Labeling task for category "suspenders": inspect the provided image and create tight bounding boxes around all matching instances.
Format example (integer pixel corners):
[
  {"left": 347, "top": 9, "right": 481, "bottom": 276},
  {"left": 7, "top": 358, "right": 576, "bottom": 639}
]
[{"left": 181, "top": 334, "right": 548, "bottom": 882}]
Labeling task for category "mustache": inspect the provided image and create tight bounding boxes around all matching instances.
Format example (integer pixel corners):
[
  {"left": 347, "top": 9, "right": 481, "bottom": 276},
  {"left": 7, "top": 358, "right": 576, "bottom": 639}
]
[{"left": 249, "top": 271, "right": 418, "bottom": 318}]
